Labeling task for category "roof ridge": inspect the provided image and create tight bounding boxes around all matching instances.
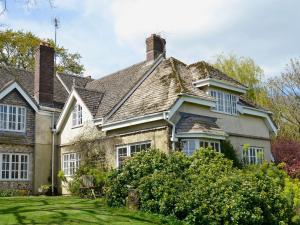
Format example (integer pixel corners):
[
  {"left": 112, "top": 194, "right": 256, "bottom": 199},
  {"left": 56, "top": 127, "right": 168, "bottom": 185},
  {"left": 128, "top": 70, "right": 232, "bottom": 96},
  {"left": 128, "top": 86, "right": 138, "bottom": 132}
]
[
  {"left": 169, "top": 57, "right": 187, "bottom": 93},
  {"left": 58, "top": 72, "right": 92, "bottom": 80},
  {"left": 104, "top": 55, "right": 164, "bottom": 120},
  {"left": 87, "top": 60, "right": 147, "bottom": 85}
]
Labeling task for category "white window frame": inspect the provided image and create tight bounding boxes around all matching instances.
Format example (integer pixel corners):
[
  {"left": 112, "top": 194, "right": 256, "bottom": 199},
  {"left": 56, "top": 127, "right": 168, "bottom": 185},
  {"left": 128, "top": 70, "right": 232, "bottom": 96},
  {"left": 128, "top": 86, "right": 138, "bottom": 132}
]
[
  {"left": 116, "top": 141, "right": 151, "bottom": 168},
  {"left": 62, "top": 152, "right": 81, "bottom": 176},
  {"left": 0, "top": 153, "right": 29, "bottom": 181},
  {"left": 210, "top": 90, "right": 238, "bottom": 115},
  {"left": 72, "top": 104, "right": 83, "bottom": 127},
  {"left": 0, "top": 104, "right": 26, "bottom": 132},
  {"left": 181, "top": 139, "right": 221, "bottom": 156},
  {"left": 242, "top": 146, "right": 264, "bottom": 165}
]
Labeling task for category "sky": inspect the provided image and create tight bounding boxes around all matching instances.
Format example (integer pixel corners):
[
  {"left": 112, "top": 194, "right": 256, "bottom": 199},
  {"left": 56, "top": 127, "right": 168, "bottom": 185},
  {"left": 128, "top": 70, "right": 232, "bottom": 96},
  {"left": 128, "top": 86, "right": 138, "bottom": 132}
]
[{"left": 1, "top": 0, "right": 300, "bottom": 79}]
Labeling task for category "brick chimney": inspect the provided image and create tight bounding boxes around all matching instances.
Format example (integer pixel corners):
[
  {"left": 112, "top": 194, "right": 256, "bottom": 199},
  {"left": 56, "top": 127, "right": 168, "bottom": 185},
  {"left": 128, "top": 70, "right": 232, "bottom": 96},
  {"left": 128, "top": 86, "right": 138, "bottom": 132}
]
[
  {"left": 146, "top": 34, "right": 166, "bottom": 61},
  {"left": 34, "top": 42, "right": 54, "bottom": 105}
]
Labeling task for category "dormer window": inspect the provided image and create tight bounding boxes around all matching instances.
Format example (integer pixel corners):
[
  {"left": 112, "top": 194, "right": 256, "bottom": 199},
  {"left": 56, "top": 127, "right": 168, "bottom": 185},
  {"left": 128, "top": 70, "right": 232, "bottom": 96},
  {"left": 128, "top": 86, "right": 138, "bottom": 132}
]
[
  {"left": 0, "top": 104, "right": 26, "bottom": 132},
  {"left": 72, "top": 104, "right": 82, "bottom": 127},
  {"left": 210, "top": 90, "right": 237, "bottom": 115}
]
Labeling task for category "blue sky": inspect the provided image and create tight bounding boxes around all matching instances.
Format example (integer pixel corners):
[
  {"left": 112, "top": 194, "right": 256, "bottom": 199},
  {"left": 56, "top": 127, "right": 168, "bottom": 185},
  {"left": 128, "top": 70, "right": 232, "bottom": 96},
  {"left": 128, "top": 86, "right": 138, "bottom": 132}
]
[{"left": 1, "top": 0, "right": 300, "bottom": 79}]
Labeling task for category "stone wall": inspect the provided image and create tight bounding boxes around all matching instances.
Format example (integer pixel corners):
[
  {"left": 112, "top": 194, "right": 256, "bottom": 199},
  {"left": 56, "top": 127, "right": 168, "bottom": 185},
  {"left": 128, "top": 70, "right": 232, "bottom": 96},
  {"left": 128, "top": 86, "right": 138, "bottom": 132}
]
[{"left": 0, "top": 144, "right": 34, "bottom": 191}]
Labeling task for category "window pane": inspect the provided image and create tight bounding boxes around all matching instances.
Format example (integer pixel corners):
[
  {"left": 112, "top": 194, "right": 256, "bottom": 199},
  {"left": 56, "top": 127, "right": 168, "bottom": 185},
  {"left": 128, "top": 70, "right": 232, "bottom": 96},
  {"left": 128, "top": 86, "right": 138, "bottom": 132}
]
[
  {"left": 72, "top": 104, "right": 83, "bottom": 126},
  {"left": 210, "top": 91, "right": 217, "bottom": 110},
  {"left": 62, "top": 153, "right": 81, "bottom": 176},
  {"left": 2, "top": 154, "right": 10, "bottom": 179},
  {"left": 225, "top": 94, "right": 231, "bottom": 114},
  {"left": 231, "top": 95, "right": 237, "bottom": 115},
  {"left": 130, "top": 145, "right": 136, "bottom": 156},
  {"left": 182, "top": 140, "right": 196, "bottom": 156},
  {"left": 118, "top": 147, "right": 128, "bottom": 167},
  {"left": 243, "top": 147, "right": 264, "bottom": 165},
  {"left": 0, "top": 105, "right": 25, "bottom": 131},
  {"left": 217, "top": 92, "right": 224, "bottom": 111}
]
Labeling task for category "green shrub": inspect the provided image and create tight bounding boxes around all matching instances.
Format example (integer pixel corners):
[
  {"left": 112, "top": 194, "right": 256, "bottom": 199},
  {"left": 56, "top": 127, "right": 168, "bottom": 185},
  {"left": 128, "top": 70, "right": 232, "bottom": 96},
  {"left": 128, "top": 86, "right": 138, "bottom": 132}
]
[
  {"left": 0, "top": 189, "right": 23, "bottom": 197},
  {"left": 105, "top": 148, "right": 300, "bottom": 224},
  {"left": 105, "top": 149, "right": 168, "bottom": 207},
  {"left": 221, "top": 140, "right": 242, "bottom": 168},
  {"left": 68, "top": 166, "right": 108, "bottom": 198}
]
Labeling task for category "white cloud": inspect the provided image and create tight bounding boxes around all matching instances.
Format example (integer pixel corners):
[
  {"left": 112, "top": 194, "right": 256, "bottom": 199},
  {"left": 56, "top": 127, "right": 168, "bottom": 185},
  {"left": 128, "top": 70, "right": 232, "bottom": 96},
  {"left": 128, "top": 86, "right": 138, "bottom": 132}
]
[{"left": 110, "top": 0, "right": 243, "bottom": 43}]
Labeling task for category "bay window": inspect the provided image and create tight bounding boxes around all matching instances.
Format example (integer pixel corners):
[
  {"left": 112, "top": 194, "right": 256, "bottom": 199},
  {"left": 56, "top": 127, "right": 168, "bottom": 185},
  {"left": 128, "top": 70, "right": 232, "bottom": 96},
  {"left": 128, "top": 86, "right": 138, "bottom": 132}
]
[
  {"left": 210, "top": 90, "right": 237, "bottom": 115},
  {"left": 63, "top": 153, "right": 81, "bottom": 176},
  {"left": 181, "top": 139, "right": 221, "bottom": 156},
  {"left": 72, "top": 104, "right": 83, "bottom": 127},
  {"left": 117, "top": 142, "right": 151, "bottom": 167},
  {"left": 0, "top": 104, "right": 26, "bottom": 132},
  {"left": 0, "top": 153, "right": 29, "bottom": 180}
]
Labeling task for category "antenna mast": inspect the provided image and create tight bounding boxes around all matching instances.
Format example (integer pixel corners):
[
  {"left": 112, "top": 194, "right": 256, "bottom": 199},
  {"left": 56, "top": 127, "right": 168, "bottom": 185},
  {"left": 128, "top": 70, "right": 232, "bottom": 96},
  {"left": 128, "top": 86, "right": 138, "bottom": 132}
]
[
  {"left": 53, "top": 17, "right": 60, "bottom": 66},
  {"left": 51, "top": 16, "right": 60, "bottom": 196}
]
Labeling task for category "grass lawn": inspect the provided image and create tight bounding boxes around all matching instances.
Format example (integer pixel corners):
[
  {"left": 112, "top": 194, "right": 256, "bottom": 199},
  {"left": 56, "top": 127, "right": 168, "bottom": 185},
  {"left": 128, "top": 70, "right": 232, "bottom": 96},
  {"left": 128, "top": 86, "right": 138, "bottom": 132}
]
[{"left": 0, "top": 196, "right": 179, "bottom": 225}]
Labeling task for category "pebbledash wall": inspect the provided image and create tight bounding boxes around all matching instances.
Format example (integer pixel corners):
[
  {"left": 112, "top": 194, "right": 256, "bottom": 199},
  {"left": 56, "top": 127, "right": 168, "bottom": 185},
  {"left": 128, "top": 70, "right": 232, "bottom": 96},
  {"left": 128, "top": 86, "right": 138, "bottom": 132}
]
[{"left": 176, "top": 102, "right": 273, "bottom": 161}]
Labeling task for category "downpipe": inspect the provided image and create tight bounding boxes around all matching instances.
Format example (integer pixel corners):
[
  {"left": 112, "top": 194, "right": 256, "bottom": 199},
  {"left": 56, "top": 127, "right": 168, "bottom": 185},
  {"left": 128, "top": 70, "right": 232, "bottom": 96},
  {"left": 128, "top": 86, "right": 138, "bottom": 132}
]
[
  {"left": 51, "top": 113, "right": 56, "bottom": 196},
  {"left": 163, "top": 112, "right": 176, "bottom": 151}
]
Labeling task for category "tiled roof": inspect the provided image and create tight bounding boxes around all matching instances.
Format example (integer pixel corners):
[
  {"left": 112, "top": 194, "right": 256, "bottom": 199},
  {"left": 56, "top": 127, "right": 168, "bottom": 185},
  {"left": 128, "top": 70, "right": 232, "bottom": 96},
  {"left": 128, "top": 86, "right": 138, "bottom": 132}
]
[
  {"left": 75, "top": 86, "right": 104, "bottom": 116},
  {"left": 85, "top": 61, "right": 153, "bottom": 118},
  {"left": 0, "top": 55, "right": 261, "bottom": 125},
  {"left": 0, "top": 66, "right": 68, "bottom": 108},
  {"left": 176, "top": 113, "right": 226, "bottom": 136},
  {"left": 106, "top": 58, "right": 212, "bottom": 123},
  {"left": 188, "top": 61, "right": 247, "bottom": 88}
]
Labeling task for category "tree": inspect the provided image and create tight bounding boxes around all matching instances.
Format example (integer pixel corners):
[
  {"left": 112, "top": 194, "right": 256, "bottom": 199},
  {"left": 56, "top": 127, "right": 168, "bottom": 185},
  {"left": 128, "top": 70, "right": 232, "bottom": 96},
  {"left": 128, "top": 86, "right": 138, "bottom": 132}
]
[
  {"left": 0, "top": 29, "right": 84, "bottom": 75},
  {"left": 268, "top": 59, "right": 300, "bottom": 140},
  {"left": 213, "top": 54, "right": 269, "bottom": 106},
  {"left": 0, "top": 0, "right": 54, "bottom": 15}
]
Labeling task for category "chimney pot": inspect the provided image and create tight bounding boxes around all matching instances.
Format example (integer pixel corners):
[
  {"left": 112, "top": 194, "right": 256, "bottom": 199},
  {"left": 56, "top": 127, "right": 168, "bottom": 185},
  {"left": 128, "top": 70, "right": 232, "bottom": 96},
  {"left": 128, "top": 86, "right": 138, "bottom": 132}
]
[{"left": 146, "top": 34, "right": 166, "bottom": 61}]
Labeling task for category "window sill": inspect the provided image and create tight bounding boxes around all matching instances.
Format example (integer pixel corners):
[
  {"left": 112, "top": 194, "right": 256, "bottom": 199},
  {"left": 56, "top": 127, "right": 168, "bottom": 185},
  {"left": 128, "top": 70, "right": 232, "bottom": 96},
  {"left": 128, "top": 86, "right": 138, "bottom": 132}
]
[
  {"left": 0, "top": 179, "right": 29, "bottom": 181},
  {"left": 0, "top": 130, "right": 26, "bottom": 133},
  {"left": 71, "top": 124, "right": 83, "bottom": 129}
]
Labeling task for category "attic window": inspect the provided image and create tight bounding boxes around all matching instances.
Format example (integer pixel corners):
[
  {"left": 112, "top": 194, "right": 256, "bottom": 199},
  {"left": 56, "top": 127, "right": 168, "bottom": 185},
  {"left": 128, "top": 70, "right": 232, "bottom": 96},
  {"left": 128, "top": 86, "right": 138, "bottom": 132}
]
[
  {"left": 72, "top": 104, "right": 83, "bottom": 127},
  {"left": 210, "top": 90, "right": 237, "bottom": 115}
]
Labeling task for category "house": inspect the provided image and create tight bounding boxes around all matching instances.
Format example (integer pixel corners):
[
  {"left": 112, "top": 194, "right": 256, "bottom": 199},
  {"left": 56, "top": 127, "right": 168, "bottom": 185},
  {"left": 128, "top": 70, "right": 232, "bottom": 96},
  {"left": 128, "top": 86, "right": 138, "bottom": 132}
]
[
  {"left": 0, "top": 34, "right": 277, "bottom": 195},
  {"left": 0, "top": 43, "right": 92, "bottom": 194}
]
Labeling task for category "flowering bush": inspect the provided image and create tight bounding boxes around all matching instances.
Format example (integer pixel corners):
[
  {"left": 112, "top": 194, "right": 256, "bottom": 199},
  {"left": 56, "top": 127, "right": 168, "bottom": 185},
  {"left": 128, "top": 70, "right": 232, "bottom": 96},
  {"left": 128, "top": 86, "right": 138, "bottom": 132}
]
[{"left": 272, "top": 139, "right": 300, "bottom": 178}]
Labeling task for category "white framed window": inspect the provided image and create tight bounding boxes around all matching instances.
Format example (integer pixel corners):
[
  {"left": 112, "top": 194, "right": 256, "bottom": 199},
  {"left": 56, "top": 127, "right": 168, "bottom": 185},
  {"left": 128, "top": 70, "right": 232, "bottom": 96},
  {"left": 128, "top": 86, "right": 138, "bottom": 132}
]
[
  {"left": 0, "top": 153, "right": 29, "bottom": 180},
  {"left": 72, "top": 104, "right": 83, "bottom": 127},
  {"left": 116, "top": 141, "right": 151, "bottom": 167},
  {"left": 63, "top": 153, "right": 81, "bottom": 176},
  {"left": 181, "top": 139, "right": 221, "bottom": 156},
  {"left": 0, "top": 104, "right": 26, "bottom": 132},
  {"left": 210, "top": 90, "right": 238, "bottom": 115},
  {"left": 243, "top": 146, "right": 264, "bottom": 165}
]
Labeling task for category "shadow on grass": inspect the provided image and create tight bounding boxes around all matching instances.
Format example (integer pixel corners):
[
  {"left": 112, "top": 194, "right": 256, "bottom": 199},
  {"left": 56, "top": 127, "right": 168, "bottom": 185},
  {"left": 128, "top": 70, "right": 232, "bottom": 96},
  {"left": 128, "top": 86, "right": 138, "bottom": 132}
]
[{"left": 0, "top": 197, "right": 167, "bottom": 225}]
